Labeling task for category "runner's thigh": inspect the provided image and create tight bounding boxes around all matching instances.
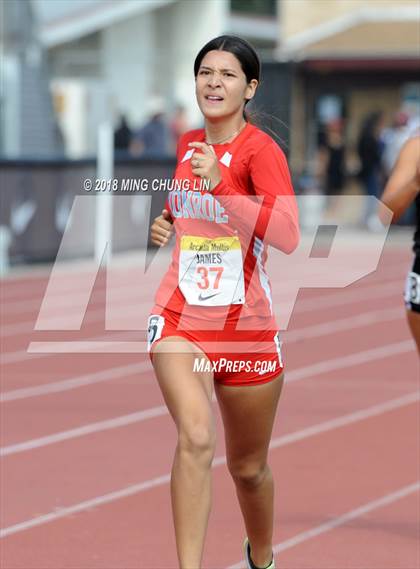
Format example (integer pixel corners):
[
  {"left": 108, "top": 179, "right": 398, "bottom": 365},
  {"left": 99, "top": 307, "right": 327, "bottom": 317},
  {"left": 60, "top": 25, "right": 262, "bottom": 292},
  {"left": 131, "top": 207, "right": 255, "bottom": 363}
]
[
  {"left": 406, "top": 310, "right": 420, "bottom": 354},
  {"left": 152, "top": 336, "right": 215, "bottom": 437},
  {"left": 214, "top": 373, "right": 284, "bottom": 467}
]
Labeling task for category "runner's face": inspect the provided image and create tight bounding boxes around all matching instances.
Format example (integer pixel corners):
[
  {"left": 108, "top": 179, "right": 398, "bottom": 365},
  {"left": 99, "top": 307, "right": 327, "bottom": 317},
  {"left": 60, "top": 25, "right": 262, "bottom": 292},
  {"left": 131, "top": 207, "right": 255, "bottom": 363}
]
[{"left": 195, "top": 50, "right": 256, "bottom": 120}]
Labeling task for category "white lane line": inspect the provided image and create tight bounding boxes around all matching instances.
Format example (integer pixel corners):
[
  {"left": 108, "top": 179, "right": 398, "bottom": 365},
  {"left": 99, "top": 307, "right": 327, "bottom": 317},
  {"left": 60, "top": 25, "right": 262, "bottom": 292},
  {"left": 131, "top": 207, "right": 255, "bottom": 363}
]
[
  {"left": 0, "top": 279, "right": 403, "bottom": 364},
  {"left": 0, "top": 271, "right": 403, "bottom": 338},
  {"left": 25, "top": 341, "right": 150, "bottom": 353},
  {"left": 292, "top": 279, "right": 401, "bottom": 314},
  {"left": 0, "top": 405, "right": 169, "bottom": 457},
  {"left": 2, "top": 260, "right": 406, "bottom": 320},
  {"left": 1, "top": 341, "right": 416, "bottom": 455},
  {"left": 1, "top": 391, "right": 418, "bottom": 538},
  {"left": 283, "top": 306, "right": 401, "bottom": 342},
  {"left": 0, "top": 361, "right": 151, "bottom": 402},
  {"left": 24, "top": 306, "right": 404, "bottom": 354},
  {"left": 3, "top": 291, "right": 106, "bottom": 317},
  {"left": 0, "top": 303, "right": 406, "bottom": 400},
  {"left": 268, "top": 391, "right": 419, "bottom": 449},
  {"left": 0, "top": 350, "right": 39, "bottom": 366},
  {"left": 1, "top": 258, "right": 406, "bottom": 313},
  {"left": 286, "top": 340, "right": 415, "bottom": 383},
  {"left": 0, "top": 255, "right": 172, "bottom": 303},
  {"left": 226, "top": 481, "right": 420, "bottom": 568},
  {"left": 25, "top": 307, "right": 405, "bottom": 354},
  {"left": 8, "top": 298, "right": 407, "bottom": 362},
  {"left": 1, "top": 301, "right": 150, "bottom": 338}
]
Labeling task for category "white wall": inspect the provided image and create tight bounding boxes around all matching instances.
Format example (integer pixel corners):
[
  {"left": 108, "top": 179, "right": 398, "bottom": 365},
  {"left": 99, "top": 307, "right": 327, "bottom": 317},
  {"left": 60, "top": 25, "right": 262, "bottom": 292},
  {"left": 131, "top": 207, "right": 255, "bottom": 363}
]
[
  {"left": 46, "top": 0, "right": 229, "bottom": 155},
  {"left": 101, "top": 11, "right": 156, "bottom": 128},
  {"left": 50, "top": 80, "right": 87, "bottom": 157},
  {"left": 101, "top": 0, "right": 228, "bottom": 129},
  {"left": 1, "top": 54, "right": 21, "bottom": 156},
  {"left": 167, "top": 0, "right": 229, "bottom": 127}
]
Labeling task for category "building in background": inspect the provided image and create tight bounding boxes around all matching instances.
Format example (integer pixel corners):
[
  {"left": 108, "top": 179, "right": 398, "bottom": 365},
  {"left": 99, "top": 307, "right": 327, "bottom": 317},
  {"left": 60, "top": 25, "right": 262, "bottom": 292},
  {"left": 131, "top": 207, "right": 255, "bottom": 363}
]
[
  {"left": 276, "top": 0, "right": 420, "bottom": 173},
  {"left": 2, "top": 0, "right": 418, "bottom": 163},
  {"left": 8, "top": 0, "right": 277, "bottom": 158},
  {"left": 1, "top": 0, "right": 64, "bottom": 157},
  {"left": 1, "top": 0, "right": 418, "bottom": 266}
]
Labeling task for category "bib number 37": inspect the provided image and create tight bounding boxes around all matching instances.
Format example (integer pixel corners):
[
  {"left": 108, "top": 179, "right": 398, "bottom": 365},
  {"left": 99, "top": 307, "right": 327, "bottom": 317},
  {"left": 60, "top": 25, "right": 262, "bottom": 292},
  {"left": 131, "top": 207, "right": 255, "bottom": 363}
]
[
  {"left": 196, "top": 266, "right": 224, "bottom": 289},
  {"left": 179, "top": 235, "right": 245, "bottom": 306}
]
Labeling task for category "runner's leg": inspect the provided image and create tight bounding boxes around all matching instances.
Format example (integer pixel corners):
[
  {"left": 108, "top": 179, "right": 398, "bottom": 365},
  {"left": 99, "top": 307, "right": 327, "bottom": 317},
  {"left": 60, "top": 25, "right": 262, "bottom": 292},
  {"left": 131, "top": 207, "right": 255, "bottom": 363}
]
[
  {"left": 215, "top": 372, "right": 284, "bottom": 568},
  {"left": 152, "top": 336, "right": 215, "bottom": 569},
  {"left": 406, "top": 310, "right": 420, "bottom": 354}
]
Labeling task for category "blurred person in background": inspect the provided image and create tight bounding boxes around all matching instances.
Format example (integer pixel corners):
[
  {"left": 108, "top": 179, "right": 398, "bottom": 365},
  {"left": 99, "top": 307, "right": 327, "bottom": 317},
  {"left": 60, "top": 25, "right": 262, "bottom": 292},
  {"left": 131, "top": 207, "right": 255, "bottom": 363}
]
[
  {"left": 382, "top": 110, "right": 409, "bottom": 178},
  {"left": 316, "top": 118, "right": 346, "bottom": 218},
  {"left": 357, "top": 110, "right": 385, "bottom": 231},
  {"left": 114, "top": 114, "right": 132, "bottom": 156},
  {"left": 130, "top": 96, "right": 171, "bottom": 157},
  {"left": 379, "top": 132, "right": 420, "bottom": 353},
  {"left": 170, "top": 104, "right": 189, "bottom": 152}
]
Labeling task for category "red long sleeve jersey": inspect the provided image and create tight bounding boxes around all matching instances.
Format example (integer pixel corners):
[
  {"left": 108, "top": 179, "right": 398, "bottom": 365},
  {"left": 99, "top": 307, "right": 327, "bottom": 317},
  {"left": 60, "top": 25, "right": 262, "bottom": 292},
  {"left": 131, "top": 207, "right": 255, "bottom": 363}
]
[{"left": 152, "top": 122, "right": 299, "bottom": 328}]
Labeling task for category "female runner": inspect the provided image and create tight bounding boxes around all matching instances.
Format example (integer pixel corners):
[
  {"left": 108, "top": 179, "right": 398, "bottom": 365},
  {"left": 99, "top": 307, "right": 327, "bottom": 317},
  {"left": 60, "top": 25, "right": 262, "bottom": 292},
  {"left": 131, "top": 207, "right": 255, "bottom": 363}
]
[
  {"left": 380, "top": 134, "right": 420, "bottom": 353},
  {"left": 147, "top": 35, "right": 299, "bottom": 569}
]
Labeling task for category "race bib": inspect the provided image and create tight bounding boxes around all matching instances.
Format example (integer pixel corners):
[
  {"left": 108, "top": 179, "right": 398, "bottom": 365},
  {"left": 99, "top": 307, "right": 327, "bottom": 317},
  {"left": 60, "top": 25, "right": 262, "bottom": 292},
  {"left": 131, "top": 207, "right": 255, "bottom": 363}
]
[
  {"left": 147, "top": 315, "right": 165, "bottom": 352},
  {"left": 179, "top": 235, "right": 245, "bottom": 306},
  {"left": 405, "top": 271, "right": 420, "bottom": 305}
]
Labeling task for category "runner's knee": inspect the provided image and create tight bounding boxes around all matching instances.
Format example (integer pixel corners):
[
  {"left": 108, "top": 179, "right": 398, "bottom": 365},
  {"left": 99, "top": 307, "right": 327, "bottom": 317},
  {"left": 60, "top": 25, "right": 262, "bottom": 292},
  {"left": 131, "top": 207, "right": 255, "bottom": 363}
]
[
  {"left": 178, "top": 421, "right": 217, "bottom": 462},
  {"left": 229, "top": 460, "right": 269, "bottom": 489}
]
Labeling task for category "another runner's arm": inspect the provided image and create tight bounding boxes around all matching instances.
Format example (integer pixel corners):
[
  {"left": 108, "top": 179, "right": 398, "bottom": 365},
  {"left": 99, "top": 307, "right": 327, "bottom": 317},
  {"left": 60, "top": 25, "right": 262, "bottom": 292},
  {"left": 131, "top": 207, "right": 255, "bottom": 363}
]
[
  {"left": 379, "top": 137, "right": 420, "bottom": 223},
  {"left": 211, "top": 141, "right": 300, "bottom": 254}
]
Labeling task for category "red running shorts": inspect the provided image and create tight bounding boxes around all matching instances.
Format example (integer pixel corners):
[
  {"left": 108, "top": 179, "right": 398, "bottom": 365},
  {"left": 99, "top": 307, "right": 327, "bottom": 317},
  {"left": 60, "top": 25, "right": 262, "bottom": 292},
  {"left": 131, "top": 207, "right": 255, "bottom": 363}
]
[{"left": 147, "top": 306, "right": 284, "bottom": 387}]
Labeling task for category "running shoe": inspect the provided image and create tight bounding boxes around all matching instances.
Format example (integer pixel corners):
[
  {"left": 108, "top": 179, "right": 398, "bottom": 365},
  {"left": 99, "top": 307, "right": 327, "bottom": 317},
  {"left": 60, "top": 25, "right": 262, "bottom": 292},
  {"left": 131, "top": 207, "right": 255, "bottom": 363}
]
[{"left": 243, "top": 537, "right": 275, "bottom": 569}]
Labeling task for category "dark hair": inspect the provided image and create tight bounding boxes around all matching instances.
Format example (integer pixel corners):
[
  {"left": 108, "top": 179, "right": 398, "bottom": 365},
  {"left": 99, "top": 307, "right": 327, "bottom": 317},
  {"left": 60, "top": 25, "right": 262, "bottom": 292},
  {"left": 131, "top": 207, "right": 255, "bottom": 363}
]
[{"left": 193, "top": 35, "right": 260, "bottom": 121}]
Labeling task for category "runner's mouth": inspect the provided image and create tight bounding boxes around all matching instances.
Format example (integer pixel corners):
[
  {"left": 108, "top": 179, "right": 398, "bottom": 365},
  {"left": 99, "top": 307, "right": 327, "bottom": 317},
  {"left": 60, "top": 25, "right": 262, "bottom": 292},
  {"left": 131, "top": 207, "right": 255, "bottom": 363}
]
[{"left": 205, "top": 95, "right": 224, "bottom": 103}]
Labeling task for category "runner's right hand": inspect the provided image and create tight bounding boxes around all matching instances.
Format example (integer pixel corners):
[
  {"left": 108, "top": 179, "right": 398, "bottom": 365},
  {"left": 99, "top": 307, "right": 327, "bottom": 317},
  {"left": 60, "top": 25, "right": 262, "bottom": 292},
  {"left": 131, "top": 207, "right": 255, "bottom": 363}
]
[{"left": 150, "top": 209, "right": 174, "bottom": 247}]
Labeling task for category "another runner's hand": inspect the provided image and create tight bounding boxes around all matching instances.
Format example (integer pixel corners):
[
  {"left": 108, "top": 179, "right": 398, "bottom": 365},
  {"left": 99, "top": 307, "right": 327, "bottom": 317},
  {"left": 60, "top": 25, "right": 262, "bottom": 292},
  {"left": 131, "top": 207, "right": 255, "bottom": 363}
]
[
  {"left": 150, "top": 208, "right": 174, "bottom": 247},
  {"left": 188, "top": 142, "right": 222, "bottom": 190}
]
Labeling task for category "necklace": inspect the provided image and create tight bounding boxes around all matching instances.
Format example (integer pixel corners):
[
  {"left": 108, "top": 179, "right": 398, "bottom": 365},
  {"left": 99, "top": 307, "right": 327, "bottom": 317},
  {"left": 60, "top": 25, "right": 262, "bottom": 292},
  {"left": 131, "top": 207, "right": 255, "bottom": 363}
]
[{"left": 205, "top": 122, "right": 246, "bottom": 145}]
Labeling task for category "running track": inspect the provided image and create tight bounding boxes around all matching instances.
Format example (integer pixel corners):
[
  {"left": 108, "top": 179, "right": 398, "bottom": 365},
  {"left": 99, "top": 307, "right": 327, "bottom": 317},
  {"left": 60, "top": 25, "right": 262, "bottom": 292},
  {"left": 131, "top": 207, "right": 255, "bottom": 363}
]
[{"left": 1, "top": 231, "right": 419, "bottom": 568}]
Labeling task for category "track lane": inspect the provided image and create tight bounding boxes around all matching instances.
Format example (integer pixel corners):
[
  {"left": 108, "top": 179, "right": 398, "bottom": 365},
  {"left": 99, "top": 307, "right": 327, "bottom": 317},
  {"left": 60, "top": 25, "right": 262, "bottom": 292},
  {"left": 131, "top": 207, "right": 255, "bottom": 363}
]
[{"left": 1, "top": 400, "right": 418, "bottom": 568}]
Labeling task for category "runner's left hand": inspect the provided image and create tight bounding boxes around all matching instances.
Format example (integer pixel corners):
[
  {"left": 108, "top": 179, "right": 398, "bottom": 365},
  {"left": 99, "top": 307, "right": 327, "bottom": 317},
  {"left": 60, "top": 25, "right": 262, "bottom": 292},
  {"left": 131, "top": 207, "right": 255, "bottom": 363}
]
[{"left": 188, "top": 142, "right": 222, "bottom": 190}]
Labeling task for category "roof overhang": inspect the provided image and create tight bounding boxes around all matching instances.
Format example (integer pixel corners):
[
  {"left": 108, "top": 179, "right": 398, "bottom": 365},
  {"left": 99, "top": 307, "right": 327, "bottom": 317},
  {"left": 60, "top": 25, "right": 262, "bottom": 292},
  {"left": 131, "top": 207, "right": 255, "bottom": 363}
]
[
  {"left": 32, "top": 0, "right": 175, "bottom": 47},
  {"left": 228, "top": 13, "right": 278, "bottom": 42},
  {"left": 301, "top": 57, "right": 420, "bottom": 72},
  {"left": 276, "top": 5, "right": 420, "bottom": 61}
]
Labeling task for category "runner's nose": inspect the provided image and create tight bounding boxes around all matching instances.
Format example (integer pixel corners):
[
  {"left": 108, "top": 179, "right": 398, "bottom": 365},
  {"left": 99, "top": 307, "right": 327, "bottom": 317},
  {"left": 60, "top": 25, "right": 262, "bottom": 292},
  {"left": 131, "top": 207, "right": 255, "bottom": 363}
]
[{"left": 208, "top": 72, "right": 222, "bottom": 88}]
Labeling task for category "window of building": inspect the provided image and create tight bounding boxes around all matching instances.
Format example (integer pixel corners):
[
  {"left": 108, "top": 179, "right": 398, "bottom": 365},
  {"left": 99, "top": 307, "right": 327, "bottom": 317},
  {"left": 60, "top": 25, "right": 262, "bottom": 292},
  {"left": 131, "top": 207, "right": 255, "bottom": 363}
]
[{"left": 230, "top": 0, "right": 276, "bottom": 17}]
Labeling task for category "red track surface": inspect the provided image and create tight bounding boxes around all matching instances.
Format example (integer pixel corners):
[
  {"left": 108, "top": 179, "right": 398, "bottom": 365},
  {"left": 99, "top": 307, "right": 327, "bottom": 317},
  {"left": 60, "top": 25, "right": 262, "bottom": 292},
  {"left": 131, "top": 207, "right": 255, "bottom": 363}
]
[{"left": 1, "top": 236, "right": 419, "bottom": 569}]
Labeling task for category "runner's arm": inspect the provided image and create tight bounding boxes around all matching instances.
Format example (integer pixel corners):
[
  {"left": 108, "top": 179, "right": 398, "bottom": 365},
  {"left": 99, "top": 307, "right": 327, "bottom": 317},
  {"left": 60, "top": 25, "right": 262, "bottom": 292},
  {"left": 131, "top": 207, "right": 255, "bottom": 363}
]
[
  {"left": 211, "top": 142, "right": 300, "bottom": 254},
  {"left": 379, "top": 137, "right": 420, "bottom": 223}
]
